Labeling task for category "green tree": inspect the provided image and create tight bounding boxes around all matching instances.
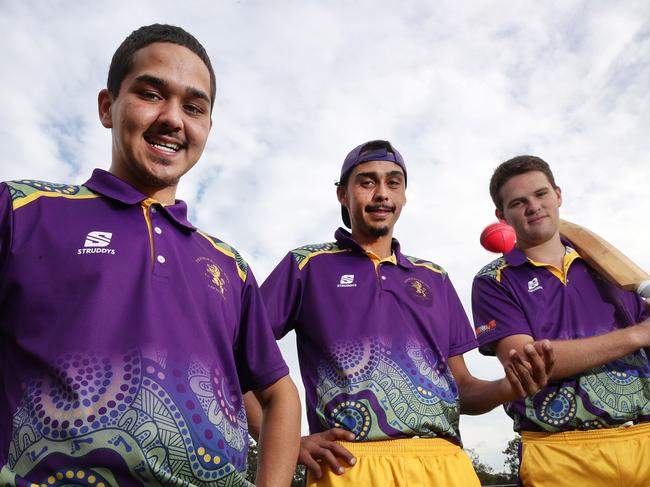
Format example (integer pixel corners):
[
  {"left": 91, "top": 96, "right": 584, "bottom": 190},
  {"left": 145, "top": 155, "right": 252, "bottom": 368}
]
[
  {"left": 466, "top": 448, "right": 516, "bottom": 486},
  {"left": 502, "top": 434, "right": 521, "bottom": 479}
]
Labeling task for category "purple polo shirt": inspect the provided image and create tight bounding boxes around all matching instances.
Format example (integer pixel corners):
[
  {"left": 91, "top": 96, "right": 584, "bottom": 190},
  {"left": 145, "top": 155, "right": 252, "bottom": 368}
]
[
  {"left": 261, "top": 228, "right": 477, "bottom": 443},
  {"left": 472, "top": 245, "right": 650, "bottom": 432},
  {"left": 0, "top": 170, "right": 288, "bottom": 486}
]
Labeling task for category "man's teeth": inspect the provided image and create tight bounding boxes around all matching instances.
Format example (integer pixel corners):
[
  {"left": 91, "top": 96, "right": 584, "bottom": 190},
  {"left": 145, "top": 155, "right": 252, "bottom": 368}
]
[{"left": 150, "top": 141, "right": 180, "bottom": 153}]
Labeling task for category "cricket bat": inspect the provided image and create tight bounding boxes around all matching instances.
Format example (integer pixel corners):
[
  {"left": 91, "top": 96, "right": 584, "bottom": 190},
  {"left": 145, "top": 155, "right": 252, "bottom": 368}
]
[{"left": 559, "top": 219, "right": 650, "bottom": 298}]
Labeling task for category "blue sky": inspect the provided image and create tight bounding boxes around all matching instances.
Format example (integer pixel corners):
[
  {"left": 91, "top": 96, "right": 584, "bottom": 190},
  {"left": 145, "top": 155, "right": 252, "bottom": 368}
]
[{"left": 2, "top": 0, "right": 649, "bottom": 470}]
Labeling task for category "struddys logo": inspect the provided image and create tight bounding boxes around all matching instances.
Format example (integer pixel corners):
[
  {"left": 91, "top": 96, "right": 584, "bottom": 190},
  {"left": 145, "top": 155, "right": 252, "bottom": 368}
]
[
  {"left": 475, "top": 320, "right": 497, "bottom": 337},
  {"left": 196, "top": 256, "right": 229, "bottom": 298},
  {"left": 404, "top": 278, "right": 433, "bottom": 306},
  {"left": 77, "top": 231, "right": 116, "bottom": 255}
]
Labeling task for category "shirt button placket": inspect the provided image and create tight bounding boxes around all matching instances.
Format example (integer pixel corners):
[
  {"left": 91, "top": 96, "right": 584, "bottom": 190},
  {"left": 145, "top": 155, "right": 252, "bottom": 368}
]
[{"left": 150, "top": 206, "right": 169, "bottom": 275}]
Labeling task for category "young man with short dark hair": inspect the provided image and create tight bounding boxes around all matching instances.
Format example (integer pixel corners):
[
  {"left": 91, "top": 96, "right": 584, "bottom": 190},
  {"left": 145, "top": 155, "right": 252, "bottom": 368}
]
[
  {"left": 472, "top": 154, "right": 650, "bottom": 486},
  {"left": 248, "top": 140, "right": 554, "bottom": 486},
  {"left": 0, "top": 24, "right": 300, "bottom": 487}
]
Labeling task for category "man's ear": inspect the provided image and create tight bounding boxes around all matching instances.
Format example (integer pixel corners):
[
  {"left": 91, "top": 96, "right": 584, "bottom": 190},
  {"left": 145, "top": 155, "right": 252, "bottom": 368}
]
[
  {"left": 555, "top": 186, "right": 562, "bottom": 207},
  {"left": 336, "top": 185, "right": 348, "bottom": 207},
  {"left": 495, "top": 208, "right": 504, "bottom": 221},
  {"left": 98, "top": 89, "right": 114, "bottom": 128}
]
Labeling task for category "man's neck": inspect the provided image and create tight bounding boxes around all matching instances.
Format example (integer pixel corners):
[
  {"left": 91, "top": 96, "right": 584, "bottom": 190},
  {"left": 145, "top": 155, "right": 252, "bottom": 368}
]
[
  {"left": 518, "top": 233, "right": 565, "bottom": 269},
  {"left": 350, "top": 229, "right": 394, "bottom": 259},
  {"left": 108, "top": 167, "right": 178, "bottom": 205}
]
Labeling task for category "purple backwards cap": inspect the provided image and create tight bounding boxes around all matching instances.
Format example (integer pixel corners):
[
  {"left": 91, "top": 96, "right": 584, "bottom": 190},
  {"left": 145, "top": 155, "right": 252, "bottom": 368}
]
[{"left": 338, "top": 140, "right": 407, "bottom": 228}]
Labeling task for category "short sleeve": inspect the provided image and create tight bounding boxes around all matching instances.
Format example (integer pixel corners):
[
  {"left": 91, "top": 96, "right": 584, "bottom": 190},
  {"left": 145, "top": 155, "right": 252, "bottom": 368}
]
[
  {"left": 444, "top": 275, "right": 478, "bottom": 357},
  {"left": 471, "top": 274, "right": 533, "bottom": 355},
  {"left": 234, "top": 269, "right": 289, "bottom": 393},
  {"left": 260, "top": 252, "right": 303, "bottom": 339}
]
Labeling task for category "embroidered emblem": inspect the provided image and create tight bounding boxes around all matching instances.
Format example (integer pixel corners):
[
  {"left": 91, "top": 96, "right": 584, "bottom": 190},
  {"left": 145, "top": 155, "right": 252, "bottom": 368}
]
[
  {"left": 196, "top": 257, "right": 229, "bottom": 297},
  {"left": 404, "top": 278, "right": 433, "bottom": 306}
]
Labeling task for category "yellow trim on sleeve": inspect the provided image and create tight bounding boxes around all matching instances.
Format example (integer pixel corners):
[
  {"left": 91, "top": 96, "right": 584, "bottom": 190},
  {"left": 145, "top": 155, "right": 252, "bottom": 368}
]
[
  {"left": 196, "top": 230, "right": 247, "bottom": 282},
  {"left": 297, "top": 249, "right": 350, "bottom": 270},
  {"left": 13, "top": 192, "right": 99, "bottom": 210},
  {"left": 410, "top": 261, "right": 445, "bottom": 275}
]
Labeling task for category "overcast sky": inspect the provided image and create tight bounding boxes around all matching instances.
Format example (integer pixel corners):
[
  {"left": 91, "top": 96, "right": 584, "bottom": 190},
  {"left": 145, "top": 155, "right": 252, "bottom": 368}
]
[{"left": 2, "top": 0, "right": 649, "bottom": 470}]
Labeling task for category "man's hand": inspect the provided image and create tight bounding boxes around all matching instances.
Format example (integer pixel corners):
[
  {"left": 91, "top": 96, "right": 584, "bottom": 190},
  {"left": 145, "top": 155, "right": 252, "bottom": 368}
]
[
  {"left": 299, "top": 428, "right": 356, "bottom": 479},
  {"left": 504, "top": 339, "right": 555, "bottom": 399}
]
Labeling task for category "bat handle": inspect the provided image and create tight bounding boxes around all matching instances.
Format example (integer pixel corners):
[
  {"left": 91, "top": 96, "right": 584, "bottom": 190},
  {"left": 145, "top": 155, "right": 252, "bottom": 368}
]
[{"left": 638, "top": 281, "right": 650, "bottom": 298}]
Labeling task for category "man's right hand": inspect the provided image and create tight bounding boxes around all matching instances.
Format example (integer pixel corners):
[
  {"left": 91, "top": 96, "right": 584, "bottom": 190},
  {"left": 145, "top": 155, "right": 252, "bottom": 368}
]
[{"left": 299, "top": 428, "right": 357, "bottom": 479}]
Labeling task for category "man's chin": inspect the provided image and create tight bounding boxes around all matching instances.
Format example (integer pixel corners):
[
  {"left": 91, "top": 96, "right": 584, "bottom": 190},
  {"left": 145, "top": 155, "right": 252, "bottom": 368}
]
[{"left": 368, "top": 225, "right": 390, "bottom": 238}]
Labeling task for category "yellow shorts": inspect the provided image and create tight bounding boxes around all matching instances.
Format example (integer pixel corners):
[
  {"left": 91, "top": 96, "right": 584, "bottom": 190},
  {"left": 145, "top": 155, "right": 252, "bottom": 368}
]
[
  {"left": 306, "top": 437, "right": 480, "bottom": 487},
  {"left": 520, "top": 422, "right": 650, "bottom": 487}
]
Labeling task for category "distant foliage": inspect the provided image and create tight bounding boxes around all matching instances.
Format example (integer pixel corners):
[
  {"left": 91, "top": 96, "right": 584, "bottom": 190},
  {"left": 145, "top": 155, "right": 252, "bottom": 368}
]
[
  {"left": 466, "top": 439, "right": 519, "bottom": 486},
  {"left": 502, "top": 434, "right": 522, "bottom": 479}
]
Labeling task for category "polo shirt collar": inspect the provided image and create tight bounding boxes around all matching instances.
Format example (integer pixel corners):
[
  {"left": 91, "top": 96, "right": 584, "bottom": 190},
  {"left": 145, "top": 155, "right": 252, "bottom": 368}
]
[
  {"left": 504, "top": 237, "right": 581, "bottom": 268},
  {"left": 84, "top": 168, "right": 196, "bottom": 231},
  {"left": 334, "top": 227, "right": 411, "bottom": 268}
]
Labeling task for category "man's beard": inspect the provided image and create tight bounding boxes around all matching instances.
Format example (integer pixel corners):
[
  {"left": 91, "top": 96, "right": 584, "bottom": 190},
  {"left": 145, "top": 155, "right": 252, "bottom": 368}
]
[{"left": 368, "top": 225, "right": 390, "bottom": 237}]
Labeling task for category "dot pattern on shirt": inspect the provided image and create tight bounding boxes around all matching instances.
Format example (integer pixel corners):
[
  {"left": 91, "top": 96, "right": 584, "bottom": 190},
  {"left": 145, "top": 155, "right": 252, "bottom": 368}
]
[{"left": 6, "top": 350, "right": 251, "bottom": 486}]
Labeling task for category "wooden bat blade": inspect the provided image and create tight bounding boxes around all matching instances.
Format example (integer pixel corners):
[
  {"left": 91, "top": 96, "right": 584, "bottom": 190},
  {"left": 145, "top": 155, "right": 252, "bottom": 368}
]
[{"left": 559, "top": 219, "right": 650, "bottom": 298}]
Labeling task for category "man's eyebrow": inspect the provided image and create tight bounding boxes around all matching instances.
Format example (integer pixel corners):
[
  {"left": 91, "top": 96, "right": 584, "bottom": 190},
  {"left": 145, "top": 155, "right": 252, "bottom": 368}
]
[
  {"left": 135, "top": 74, "right": 167, "bottom": 88},
  {"left": 186, "top": 86, "right": 211, "bottom": 105},
  {"left": 355, "top": 170, "right": 404, "bottom": 179},
  {"left": 134, "top": 74, "right": 210, "bottom": 105},
  {"left": 355, "top": 171, "right": 380, "bottom": 179}
]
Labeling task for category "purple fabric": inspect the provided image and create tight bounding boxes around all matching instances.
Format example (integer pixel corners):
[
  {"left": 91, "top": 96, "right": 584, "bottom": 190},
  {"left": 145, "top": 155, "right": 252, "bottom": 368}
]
[
  {"left": 472, "top": 246, "right": 650, "bottom": 433},
  {"left": 261, "top": 228, "right": 477, "bottom": 442},
  {"left": 0, "top": 170, "right": 287, "bottom": 485}
]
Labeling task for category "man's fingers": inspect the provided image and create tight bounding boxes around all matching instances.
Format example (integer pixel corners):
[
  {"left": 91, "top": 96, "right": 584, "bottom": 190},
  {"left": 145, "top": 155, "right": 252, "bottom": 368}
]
[
  {"left": 325, "top": 427, "right": 356, "bottom": 442},
  {"left": 318, "top": 447, "right": 346, "bottom": 475},
  {"left": 541, "top": 340, "right": 556, "bottom": 374},
  {"left": 523, "top": 343, "right": 548, "bottom": 384},
  {"left": 299, "top": 451, "right": 323, "bottom": 479},
  {"left": 509, "top": 349, "right": 532, "bottom": 373},
  {"left": 505, "top": 363, "right": 526, "bottom": 399},
  {"left": 510, "top": 350, "right": 537, "bottom": 395},
  {"left": 328, "top": 443, "right": 356, "bottom": 466}
]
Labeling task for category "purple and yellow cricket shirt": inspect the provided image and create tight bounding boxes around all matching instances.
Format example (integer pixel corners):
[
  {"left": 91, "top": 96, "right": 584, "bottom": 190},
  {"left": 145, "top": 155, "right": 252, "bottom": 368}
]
[
  {"left": 472, "top": 244, "right": 650, "bottom": 433},
  {"left": 0, "top": 169, "right": 288, "bottom": 486},
  {"left": 261, "top": 228, "right": 477, "bottom": 443}
]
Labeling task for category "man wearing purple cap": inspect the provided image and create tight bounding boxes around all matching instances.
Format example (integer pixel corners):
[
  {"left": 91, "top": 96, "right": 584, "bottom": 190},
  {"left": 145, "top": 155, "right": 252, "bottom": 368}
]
[
  {"left": 247, "top": 140, "right": 554, "bottom": 486},
  {"left": 0, "top": 24, "right": 299, "bottom": 487},
  {"left": 472, "top": 155, "right": 650, "bottom": 486}
]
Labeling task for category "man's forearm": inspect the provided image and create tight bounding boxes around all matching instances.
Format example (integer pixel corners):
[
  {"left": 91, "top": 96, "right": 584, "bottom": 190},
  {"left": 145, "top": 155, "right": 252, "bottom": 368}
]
[
  {"left": 546, "top": 322, "right": 649, "bottom": 379},
  {"left": 458, "top": 376, "right": 514, "bottom": 415},
  {"left": 497, "top": 319, "right": 650, "bottom": 382},
  {"left": 255, "top": 376, "right": 301, "bottom": 487}
]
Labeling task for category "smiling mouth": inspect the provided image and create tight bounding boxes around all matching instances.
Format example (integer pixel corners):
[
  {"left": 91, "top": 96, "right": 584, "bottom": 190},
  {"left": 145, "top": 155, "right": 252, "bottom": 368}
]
[
  {"left": 528, "top": 215, "right": 547, "bottom": 224},
  {"left": 144, "top": 135, "right": 183, "bottom": 154},
  {"left": 366, "top": 205, "right": 395, "bottom": 213}
]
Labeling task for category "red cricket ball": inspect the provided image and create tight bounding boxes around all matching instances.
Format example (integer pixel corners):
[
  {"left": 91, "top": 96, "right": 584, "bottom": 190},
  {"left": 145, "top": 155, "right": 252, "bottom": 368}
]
[{"left": 480, "top": 221, "right": 516, "bottom": 253}]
